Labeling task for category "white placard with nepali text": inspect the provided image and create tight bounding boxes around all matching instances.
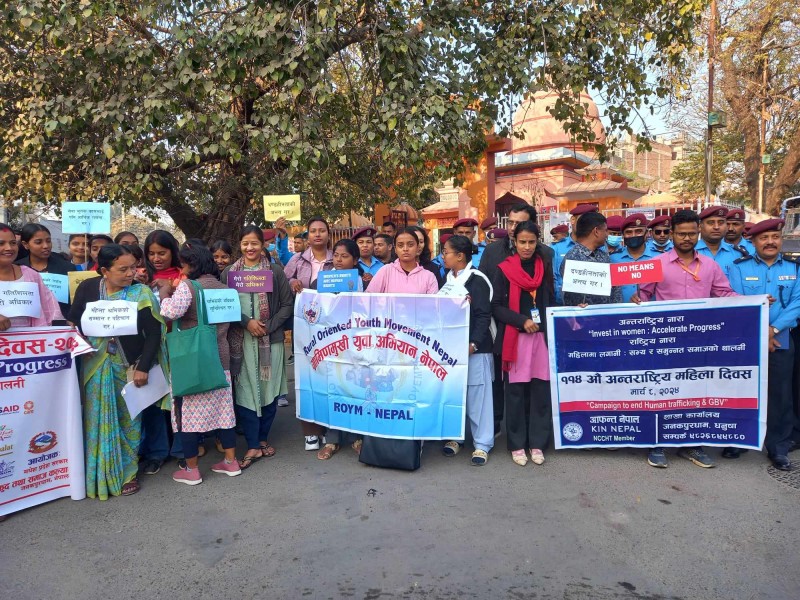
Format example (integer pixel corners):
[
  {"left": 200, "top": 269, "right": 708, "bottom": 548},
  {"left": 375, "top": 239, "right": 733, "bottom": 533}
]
[
  {"left": 203, "top": 288, "right": 242, "bottom": 324},
  {"left": 80, "top": 300, "right": 139, "bottom": 337},
  {"left": 0, "top": 282, "right": 42, "bottom": 318},
  {"left": 61, "top": 202, "right": 111, "bottom": 234},
  {"left": 562, "top": 259, "right": 611, "bottom": 297}
]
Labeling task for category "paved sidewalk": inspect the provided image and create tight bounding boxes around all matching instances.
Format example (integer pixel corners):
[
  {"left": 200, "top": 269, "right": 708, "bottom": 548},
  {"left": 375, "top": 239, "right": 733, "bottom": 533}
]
[{"left": 3, "top": 362, "right": 799, "bottom": 600}]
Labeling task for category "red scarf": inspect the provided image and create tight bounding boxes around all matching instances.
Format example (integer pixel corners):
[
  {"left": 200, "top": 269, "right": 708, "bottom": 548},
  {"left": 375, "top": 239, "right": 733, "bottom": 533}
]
[
  {"left": 497, "top": 253, "right": 544, "bottom": 372},
  {"left": 152, "top": 266, "right": 183, "bottom": 286}
]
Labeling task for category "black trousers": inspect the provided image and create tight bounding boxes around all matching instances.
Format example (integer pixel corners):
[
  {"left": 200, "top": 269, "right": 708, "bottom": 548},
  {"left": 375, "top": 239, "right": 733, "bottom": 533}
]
[
  {"left": 766, "top": 339, "right": 795, "bottom": 457},
  {"left": 504, "top": 377, "right": 552, "bottom": 451},
  {"left": 492, "top": 354, "right": 504, "bottom": 431},
  {"left": 791, "top": 328, "right": 800, "bottom": 443}
]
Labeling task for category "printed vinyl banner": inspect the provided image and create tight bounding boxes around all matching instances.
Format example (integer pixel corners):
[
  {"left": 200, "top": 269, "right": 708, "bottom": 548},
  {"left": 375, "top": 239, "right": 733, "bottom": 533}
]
[
  {"left": 0, "top": 327, "right": 93, "bottom": 516},
  {"left": 546, "top": 297, "right": 769, "bottom": 449},
  {"left": 294, "top": 290, "right": 469, "bottom": 440}
]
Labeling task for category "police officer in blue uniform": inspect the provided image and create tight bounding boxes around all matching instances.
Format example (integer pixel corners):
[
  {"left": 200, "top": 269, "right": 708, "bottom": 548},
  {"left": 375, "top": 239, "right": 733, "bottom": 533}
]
[
  {"left": 553, "top": 204, "right": 598, "bottom": 303},
  {"left": 550, "top": 223, "right": 569, "bottom": 243},
  {"left": 485, "top": 227, "right": 507, "bottom": 245},
  {"left": 610, "top": 213, "right": 658, "bottom": 302},
  {"left": 728, "top": 218, "right": 800, "bottom": 471},
  {"left": 646, "top": 214, "right": 674, "bottom": 253},
  {"left": 453, "top": 218, "right": 481, "bottom": 268},
  {"left": 695, "top": 206, "right": 745, "bottom": 277},
  {"left": 606, "top": 215, "right": 625, "bottom": 257},
  {"left": 431, "top": 232, "right": 451, "bottom": 280},
  {"left": 476, "top": 217, "right": 497, "bottom": 259},
  {"left": 353, "top": 226, "right": 384, "bottom": 287},
  {"left": 725, "top": 208, "right": 755, "bottom": 255}
]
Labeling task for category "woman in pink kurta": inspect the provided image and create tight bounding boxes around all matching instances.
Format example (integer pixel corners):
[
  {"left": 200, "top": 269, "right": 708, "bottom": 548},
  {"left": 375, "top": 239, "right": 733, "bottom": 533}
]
[
  {"left": 366, "top": 228, "right": 438, "bottom": 294},
  {"left": 359, "top": 228, "right": 438, "bottom": 461},
  {"left": 0, "top": 223, "right": 63, "bottom": 331}
]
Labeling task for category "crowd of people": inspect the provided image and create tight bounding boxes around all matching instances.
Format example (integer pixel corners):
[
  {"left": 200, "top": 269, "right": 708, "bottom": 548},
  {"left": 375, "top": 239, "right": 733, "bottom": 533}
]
[{"left": 1, "top": 198, "right": 798, "bottom": 505}]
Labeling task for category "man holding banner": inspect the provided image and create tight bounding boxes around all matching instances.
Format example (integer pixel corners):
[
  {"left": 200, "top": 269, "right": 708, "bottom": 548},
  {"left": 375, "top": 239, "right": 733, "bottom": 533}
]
[
  {"left": 560, "top": 211, "right": 622, "bottom": 307},
  {"left": 634, "top": 210, "right": 737, "bottom": 469},
  {"left": 728, "top": 219, "right": 800, "bottom": 471}
]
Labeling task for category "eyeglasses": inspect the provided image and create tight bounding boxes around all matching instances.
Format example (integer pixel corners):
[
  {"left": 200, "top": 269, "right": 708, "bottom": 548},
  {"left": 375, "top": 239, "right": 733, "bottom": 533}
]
[
  {"left": 653, "top": 229, "right": 671, "bottom": 235},
  {"left": 507, "top": 219, "right": 528, "bottom": 226},
  {"left": 674, "top": 231, "right": 699, "bottom": 239}
]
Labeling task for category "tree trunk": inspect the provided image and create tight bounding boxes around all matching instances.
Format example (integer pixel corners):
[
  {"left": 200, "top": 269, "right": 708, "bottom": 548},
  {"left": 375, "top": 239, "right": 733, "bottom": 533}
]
[
  {"left": 158, "top": 95, "right": 261, "bottom": 243},
  {"left": 719, "top": 55, "right": 761, "bottom": 206},
  {"left": 199, "top": 167, "right": 252, "bottom": 244}
]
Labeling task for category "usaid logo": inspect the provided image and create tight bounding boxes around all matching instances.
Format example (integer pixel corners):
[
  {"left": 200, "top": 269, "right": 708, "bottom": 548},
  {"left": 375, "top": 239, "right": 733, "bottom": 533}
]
[{"left": 0, "top": 405, "right": 20, "bottom": 415}]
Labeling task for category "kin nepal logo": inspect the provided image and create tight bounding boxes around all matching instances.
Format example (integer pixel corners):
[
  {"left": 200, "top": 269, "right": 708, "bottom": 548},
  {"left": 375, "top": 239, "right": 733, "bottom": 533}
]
[{"left": 0, "top": 425, "right": 13, "bottom": 442}]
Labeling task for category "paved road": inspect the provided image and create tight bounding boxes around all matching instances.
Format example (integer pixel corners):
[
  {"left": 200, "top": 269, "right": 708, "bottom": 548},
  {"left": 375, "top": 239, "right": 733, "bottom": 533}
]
[{"left": 3, "top": 365, "right": 799, "bottom": 600}]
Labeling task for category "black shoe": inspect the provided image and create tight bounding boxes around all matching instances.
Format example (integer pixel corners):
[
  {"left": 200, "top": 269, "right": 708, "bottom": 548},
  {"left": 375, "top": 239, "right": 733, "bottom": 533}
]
[
  {"left": 771, "top": 455, "right": 792, "bottom": 471},
  {"left": 177, "top": 459, "right": 187, "bottom": 470},
  {"left": 789, "top": 440, "right": 799, "bottom": 454},
  {"left": 141, "top": 459, "right": 163, "bottom": 475},
  {"left": 722, "top": 447, "right": 748, "bottom": 459}
]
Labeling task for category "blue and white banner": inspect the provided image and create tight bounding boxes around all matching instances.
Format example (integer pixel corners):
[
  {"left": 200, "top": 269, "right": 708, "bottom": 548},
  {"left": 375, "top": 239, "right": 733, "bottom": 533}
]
[
  {"left": 546, "top": 297, "right": 769, "bottom": 449},
  {"left": 294, "top": 290, "right": 469, "bottom": 439}
]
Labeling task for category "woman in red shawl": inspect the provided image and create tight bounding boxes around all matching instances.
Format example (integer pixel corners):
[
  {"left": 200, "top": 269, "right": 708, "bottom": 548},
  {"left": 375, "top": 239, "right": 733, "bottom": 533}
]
[{"left": 491, "top": 221, "right": 555, "bottom": 467}]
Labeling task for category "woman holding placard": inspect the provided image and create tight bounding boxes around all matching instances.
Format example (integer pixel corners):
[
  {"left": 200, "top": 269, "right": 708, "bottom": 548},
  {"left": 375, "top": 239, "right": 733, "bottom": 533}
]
[
  {"left": 69, "top": 244, "right": 168, "bottom": 498},
  {"left": 16, "top": 223, "right": 75, "bottom": 319},
  {"left": 0, "top": 223, "right": 63, "bottom": 331},
  {"left": 491, "top": 221, "right": 555, "bottom": 467},
  {"left": 222, "top": 225, "right": 293, "bottom": 470},
  {"left": 284, "top": 217, "right": 334, "bottom": 451},
  {"left": 316, "top": 239, "right": 363, "bottom": 461},
  {"left": 157, "top": 244, "right": 241, "bottom": 484}
]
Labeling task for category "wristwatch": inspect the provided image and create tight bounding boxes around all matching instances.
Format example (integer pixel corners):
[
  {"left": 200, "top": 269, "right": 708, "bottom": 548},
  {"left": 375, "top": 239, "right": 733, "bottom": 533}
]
[
  {"left": 469, "top": 342, "right": 478, "bottom": 353},
  {"left": 771, "top": 326, "right": 780, "bottom": 335}
]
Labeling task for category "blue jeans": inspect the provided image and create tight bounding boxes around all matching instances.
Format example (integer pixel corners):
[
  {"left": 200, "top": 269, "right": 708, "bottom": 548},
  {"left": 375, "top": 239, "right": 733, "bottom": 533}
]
[
  {"left": 139, "top": 404, "right": 169, "bottom": 462},
  {"left": 237, "top": 402, "right": 277, "bottom": 450}
]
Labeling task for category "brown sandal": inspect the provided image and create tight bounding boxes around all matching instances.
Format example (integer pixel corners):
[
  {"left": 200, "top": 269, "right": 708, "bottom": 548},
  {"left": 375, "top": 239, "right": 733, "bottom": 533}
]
[
  {"left": 121, "top": 479, "right": 140, "bottom": 496},
  {"left": 238, "top": 453, "right": 262, "bottom": 470},
  {"left": 317, "top": 443, "right": 339, "bottom": 460},
  {"left": 352, "top": 439, "right": 363, "bottom": 456},
  {"left": 259, "top": 444, "right": 276, "bottom": 458}
]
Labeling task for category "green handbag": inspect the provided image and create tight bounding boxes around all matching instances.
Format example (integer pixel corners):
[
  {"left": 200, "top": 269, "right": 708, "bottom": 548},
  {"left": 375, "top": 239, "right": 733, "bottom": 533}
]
[{"left": 166, "top": 280, "right": 229, "bottom": 397}]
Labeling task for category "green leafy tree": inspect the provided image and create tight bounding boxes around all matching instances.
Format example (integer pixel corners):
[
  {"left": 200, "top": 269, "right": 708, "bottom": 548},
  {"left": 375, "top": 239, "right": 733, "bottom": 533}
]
[
  {"left": 670, "top": 0, "right": 800, "bottom": 212},
  {"left": 2, "top": 0, "right": 702, "bottom": 241}
]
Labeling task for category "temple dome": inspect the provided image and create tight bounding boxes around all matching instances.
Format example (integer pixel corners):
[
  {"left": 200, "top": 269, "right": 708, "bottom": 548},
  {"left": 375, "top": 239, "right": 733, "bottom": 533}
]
[{"left": 511, "top": 90, "right": 605, "bottom": 155}]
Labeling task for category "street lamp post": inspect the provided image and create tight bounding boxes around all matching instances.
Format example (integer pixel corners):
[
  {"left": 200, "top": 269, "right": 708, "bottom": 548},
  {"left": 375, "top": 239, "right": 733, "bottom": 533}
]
[
  {"left": 705, "top": 0, "right": 716, "bottom": 208},
  {"left": 757, "top": 38, "right": 776, "bottom": 214}
]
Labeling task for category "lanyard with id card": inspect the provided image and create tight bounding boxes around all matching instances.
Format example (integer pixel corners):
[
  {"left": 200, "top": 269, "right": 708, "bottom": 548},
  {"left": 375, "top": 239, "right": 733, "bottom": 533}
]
[{"left": 529, "top": 290, "right": 541, "bottom": 324}]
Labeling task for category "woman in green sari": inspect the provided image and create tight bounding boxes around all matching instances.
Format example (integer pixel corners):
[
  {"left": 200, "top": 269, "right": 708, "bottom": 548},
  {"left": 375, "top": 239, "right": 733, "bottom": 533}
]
[
  {"left": 222, "top": 225, "right": 293, "bottom": 470},
  {"left": 69, "top": 244, "right": 168, "bottom": 499}
]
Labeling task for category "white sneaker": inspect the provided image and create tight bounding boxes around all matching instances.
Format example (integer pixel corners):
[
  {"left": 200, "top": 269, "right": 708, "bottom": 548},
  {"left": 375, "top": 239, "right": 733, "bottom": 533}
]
[
  {"left": 277, "top": 396, "right": 289, "bottom": 407},
  {"left": 304, "top": 436, "right": 320, "bottom": 451}
]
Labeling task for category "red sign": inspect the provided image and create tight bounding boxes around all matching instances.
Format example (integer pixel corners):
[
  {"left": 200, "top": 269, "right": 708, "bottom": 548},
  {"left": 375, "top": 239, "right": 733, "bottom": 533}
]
[{"left": 610, "top": 259, "right": 664, "bottom": 286}]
